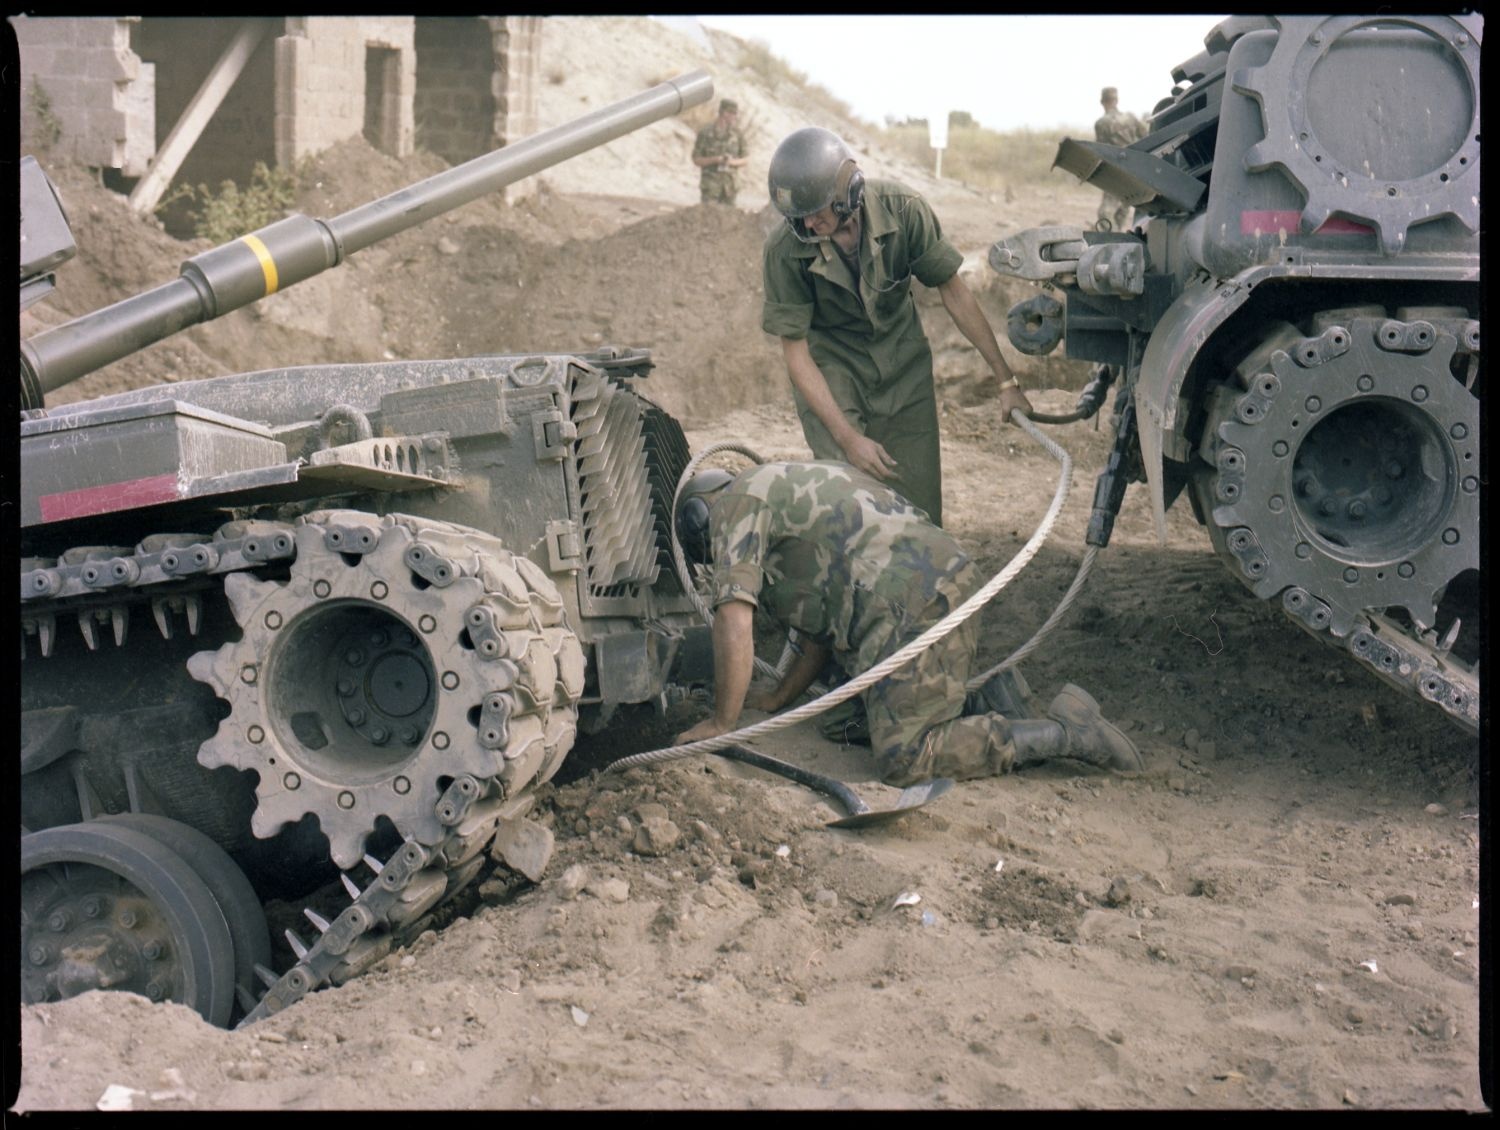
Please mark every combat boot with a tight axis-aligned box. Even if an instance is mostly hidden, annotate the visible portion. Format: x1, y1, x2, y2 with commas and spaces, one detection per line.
818, 663, 871, 745
819, 696, 870, 746
1007, 684, 1141, 772
963, 666, 1041, 720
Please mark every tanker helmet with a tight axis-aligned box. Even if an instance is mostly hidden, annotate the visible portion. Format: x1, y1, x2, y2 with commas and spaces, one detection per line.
767, 127, 865, 240
675, 468, 735, 567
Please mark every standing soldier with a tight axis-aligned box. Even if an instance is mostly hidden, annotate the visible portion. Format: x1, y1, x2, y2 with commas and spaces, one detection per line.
693, 98, 749, 205
1093, 86, 1148, 232
761, 127, 1031, 529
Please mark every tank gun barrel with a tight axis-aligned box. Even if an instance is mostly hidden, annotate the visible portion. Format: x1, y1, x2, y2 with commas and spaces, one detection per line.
20, 70, 714, 409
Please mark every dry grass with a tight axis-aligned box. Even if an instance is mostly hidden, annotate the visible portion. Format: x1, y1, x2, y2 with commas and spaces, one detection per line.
726, 37, 862, 126
881, 121, 1079, 192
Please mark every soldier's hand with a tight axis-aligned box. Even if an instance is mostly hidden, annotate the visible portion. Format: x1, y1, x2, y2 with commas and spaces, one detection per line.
841, 434, 898, 480
999, 384, 1034, 423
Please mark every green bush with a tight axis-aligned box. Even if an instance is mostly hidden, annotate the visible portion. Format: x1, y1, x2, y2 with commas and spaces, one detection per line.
160, 161, 300, 243
29, 79, 62, 148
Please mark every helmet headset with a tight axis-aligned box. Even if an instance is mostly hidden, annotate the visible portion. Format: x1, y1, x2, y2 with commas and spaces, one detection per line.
767, 128, 867, 243
674, 469, 735, 568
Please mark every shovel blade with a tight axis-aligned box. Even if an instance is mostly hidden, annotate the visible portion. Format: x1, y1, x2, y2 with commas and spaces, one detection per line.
826, 777, 955, 828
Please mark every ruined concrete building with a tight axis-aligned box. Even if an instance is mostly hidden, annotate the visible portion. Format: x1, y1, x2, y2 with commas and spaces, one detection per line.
12, 16, 544, 208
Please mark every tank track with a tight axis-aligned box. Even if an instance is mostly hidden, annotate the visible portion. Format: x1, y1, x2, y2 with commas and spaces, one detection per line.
22, 520, 298, 658
239, 772, 539, 1025
188, 511, 584, 868
22, 511, 585, 1023
1194, 309, 1480, 730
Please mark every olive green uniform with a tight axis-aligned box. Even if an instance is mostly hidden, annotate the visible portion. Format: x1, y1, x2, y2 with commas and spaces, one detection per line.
694, 120, 747, 205
708, 460, 1018, 786
761, 179, 963, 526
1093, 108, 1148, 231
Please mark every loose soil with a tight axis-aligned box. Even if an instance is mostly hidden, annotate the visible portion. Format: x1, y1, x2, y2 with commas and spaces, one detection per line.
15, 16, 1483, 1113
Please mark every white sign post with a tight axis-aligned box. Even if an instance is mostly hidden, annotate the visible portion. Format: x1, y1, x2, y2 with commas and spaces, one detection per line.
928, 110, 949, 179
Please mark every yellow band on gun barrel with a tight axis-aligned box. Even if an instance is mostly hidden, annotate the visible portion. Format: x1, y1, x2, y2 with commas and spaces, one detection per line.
240, 234, 279, 295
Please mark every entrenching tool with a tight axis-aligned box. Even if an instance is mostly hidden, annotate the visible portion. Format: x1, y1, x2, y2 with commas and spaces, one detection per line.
714, 745, 953, 828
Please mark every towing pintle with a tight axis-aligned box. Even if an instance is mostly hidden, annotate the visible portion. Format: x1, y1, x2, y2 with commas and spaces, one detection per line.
19, 70, 715, 411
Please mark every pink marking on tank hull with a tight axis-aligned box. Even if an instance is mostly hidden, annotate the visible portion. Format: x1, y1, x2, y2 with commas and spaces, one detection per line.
1241, 210, 1374, 236
38, 473, 181, 521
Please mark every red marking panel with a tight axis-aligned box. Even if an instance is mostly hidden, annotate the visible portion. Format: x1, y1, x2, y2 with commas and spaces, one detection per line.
1240, 210, 1374, 236
38, 473, 180, 522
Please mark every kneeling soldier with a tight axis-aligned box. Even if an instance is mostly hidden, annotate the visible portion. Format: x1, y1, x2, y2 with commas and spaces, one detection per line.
673, 461, 1142, 785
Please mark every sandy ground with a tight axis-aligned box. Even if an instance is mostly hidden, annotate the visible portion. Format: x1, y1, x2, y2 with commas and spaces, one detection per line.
14, 16, 1485, 1113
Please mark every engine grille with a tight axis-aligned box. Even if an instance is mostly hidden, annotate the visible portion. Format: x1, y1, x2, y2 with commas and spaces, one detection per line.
569, 368, 687, 599
638, 397, 692, 596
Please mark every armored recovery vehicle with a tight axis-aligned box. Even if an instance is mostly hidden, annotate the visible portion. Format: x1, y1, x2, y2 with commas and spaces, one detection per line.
989, 16, 1480, 732
20, 72, 717, 1026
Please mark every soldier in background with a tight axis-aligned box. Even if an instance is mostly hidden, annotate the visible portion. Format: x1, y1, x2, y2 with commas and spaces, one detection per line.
1093, 86, 1148, 232
671, 462, 1142, 786
693, 98, 749, 205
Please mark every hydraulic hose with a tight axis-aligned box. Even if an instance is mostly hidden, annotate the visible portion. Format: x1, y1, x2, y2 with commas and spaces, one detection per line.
1024, 364, 1116, 426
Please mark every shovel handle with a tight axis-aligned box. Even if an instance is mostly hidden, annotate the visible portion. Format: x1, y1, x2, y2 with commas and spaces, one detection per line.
714, 745, 870, 818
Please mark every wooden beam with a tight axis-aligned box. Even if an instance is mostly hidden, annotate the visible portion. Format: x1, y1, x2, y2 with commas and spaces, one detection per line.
128, 19, 273, 216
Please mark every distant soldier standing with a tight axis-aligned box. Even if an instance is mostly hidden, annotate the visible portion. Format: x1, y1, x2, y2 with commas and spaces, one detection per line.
1093, 86, 1148, 232
693, 98, 749, 205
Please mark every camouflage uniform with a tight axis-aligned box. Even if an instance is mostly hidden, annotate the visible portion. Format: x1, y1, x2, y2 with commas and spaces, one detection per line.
761, 180, 963, 525
694, 118, 747, 205
1093, 93, 1148, 232
707, 460, 1018, 786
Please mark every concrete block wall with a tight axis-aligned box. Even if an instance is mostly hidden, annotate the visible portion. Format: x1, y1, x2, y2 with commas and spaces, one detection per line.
131, 18, 279, 191
413, 17, 498, 165
493, 16, 542, 143
12, 15, 156, 175
492, 16, 543, 202
14, 14, 542, 200
275, 16, 415, 167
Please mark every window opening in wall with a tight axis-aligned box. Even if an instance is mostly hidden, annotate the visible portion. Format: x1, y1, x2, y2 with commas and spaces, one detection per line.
364, 46, 401, 155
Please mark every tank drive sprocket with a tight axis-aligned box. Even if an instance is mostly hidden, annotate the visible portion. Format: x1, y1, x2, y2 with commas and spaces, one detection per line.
1234, 15, 1481, 255
188, 511, 585, 870
1196, 311, 1479, 724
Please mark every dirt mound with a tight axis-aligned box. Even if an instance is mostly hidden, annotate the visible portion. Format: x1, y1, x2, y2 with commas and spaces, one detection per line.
25, 136, 1074, 424
442, 202, 779, 423
16, 17, 1479, 1113
22, 9, 1100, 415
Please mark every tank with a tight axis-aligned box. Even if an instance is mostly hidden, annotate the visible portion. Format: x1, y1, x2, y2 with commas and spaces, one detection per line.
19, 71, 716, 1027
988, 16, 1479, 733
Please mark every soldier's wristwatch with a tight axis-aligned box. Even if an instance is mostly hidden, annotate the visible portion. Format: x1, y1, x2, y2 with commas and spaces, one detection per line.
998, 377, 1020, 392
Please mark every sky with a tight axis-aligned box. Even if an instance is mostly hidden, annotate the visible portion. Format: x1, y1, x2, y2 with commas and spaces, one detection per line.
683, 15, 1228, 133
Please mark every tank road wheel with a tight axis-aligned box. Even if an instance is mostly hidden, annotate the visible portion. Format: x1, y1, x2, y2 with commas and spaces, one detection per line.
188, 511, 586, 870
1195, 311, 1480, 725
98, 813, 272, 1019
21, 821, 237, 1027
